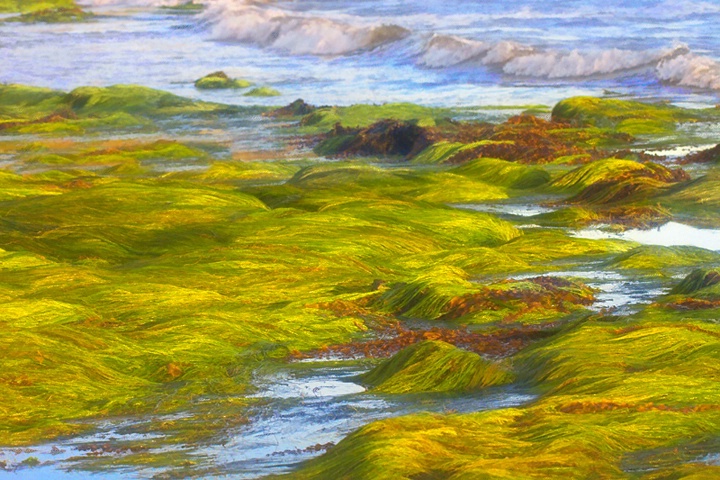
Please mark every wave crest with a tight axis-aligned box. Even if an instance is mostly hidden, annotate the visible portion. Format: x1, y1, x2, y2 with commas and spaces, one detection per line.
419, 35, 701, 83
656, 53, 720, 90
503, 46, 686, 78
201, 2, 408, 56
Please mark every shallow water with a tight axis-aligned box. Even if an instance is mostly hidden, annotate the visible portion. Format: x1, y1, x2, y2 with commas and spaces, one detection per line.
0, 364, 535, 479
1, 0, 719, 108
573, 222, 720, 251
453, 202, 557, 217
512, 267, 667, 315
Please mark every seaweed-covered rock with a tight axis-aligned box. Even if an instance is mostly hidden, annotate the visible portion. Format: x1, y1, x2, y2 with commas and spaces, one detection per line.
194, 71, 252, 90
361, 340, 514, 393
671, 269, 720, 295
0, 0, 77, 14
161, 1, 204, 14
243, 87, 281, 97
681, 144, 720, 164
554, 158, 689, 206
451, 157, 551, 189
266, 99, 316, 118
609, 246, 720, 272
445, 114, 627, 165
550, 95, 720, 138
5, 6, 91, 23
315, 120, 434, 158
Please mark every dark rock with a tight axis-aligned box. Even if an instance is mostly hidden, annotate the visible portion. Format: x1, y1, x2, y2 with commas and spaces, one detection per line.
680, 144, 720, 164
315, 120, 434, 158
267, 99, 316, 118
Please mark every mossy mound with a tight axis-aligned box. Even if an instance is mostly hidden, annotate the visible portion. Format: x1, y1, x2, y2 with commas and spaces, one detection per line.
26, 140, 207, 167
552, 158, 689, 206
361, 340, 514, 394
670, 269, 720, 295
609, 246, 720, 272
243, 87, 281, 97
451, 157, 551, 189
376, 270, 595, 325
298, 103, 446, 133
0, 84, 234, 135
161, 1, 204, 14
552, 158, 673, 192
5, 6, 91, 22
201, 161, 301, 183
659, 172, 720, 224
194, 71, 252, 90
281, 161, 508, 205
0, 0, 77, 13
550, 96, 716, 135
65, 85, 225, 117
0, 84, 67, 118
315, 120, 433, 158
411, 140, 504, 165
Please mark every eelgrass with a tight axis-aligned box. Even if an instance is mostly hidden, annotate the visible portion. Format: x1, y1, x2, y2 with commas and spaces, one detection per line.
551, 96, 719, 135
361, 340, 514, 393
194, 71, 252, 90
0, 0, 77, 13
2, 87, 719, 478
0, 84, 236, 136
4, 6, 91, 22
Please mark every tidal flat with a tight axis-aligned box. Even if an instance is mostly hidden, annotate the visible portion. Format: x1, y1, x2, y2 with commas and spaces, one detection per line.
0, 79, 719, 480
1, 2, 720, 477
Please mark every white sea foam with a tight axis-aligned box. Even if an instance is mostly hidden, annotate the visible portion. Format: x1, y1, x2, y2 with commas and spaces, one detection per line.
419, 35, 533, 68
503, 46, 683, 78
419, 35, 491, 68
420, 35, 691, 80
656, 53, 720, 90
200, 0, 408, 56
77, 0, 720, 93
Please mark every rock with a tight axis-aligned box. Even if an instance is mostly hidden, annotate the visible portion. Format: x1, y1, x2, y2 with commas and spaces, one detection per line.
243, 87, 282, 97
194, 71, 252, 90
315, 120, 433, 158
266, 99, 316, 117
6, 7, 92, 23
681, 144, 720, 164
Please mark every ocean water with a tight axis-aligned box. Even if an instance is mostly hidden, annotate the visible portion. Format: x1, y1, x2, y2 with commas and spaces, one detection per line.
1, 0, 720, 108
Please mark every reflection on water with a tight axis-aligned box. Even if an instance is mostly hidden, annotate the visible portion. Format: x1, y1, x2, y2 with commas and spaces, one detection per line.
573, 222, 720, 251
512, 268, 667, 315
0, 365, 535, 479
211, 366, 535, 478
452, 203, 556, 217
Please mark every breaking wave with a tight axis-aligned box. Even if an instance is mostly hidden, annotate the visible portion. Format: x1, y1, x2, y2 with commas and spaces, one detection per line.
77, 0, 720, 92
419, 34, 720, 91
421, 35, 689, 79
656, 53, 720, 90
419, 35, 532, 68
200, 1, 409, 56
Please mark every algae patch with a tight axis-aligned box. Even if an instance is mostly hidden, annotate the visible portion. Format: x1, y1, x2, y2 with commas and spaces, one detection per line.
194, 71, 252, 90
362, 340, 514, 394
